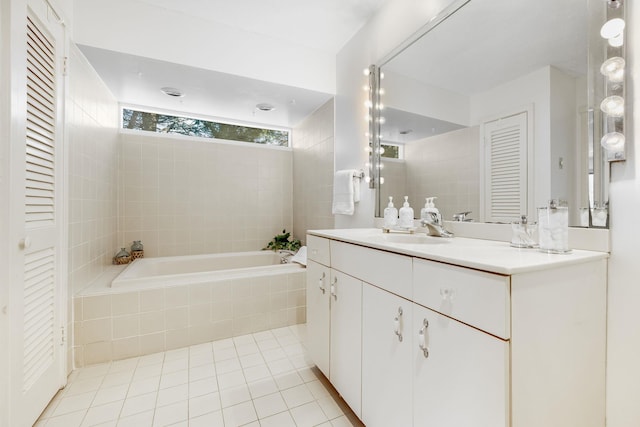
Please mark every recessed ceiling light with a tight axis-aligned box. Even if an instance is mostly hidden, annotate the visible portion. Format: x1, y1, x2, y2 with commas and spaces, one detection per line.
256, 103, 276, 112
399, 129, 413, 135
160, 87, 185, 97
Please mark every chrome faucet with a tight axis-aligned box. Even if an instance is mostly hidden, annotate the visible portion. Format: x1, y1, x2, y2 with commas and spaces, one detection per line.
452, 211, 472, 222
420, 212, 454, 238
277, 250, 296, 264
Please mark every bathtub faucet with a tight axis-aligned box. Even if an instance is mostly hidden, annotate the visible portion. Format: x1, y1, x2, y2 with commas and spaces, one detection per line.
278, 250, 296, 264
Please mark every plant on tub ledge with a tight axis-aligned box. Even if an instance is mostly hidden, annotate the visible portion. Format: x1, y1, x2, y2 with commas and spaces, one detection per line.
263, 229, 301, 252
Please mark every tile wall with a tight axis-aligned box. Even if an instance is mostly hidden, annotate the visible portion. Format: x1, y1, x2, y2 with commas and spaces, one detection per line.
118, 133, 293, 257
404, 126, 480, 222
67, 44, 120, 371
292, 99, 335, 243
73, 270, 306, 367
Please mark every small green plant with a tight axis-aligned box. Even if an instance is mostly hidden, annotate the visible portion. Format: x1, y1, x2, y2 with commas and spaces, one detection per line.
263, 229, 301, 252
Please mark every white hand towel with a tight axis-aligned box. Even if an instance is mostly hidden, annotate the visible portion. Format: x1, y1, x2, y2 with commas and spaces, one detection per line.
332, 169, 358, 215
290, 246, 307, 266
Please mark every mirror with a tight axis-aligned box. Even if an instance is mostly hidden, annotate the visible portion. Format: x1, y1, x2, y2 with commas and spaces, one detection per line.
375, 0, 609, 227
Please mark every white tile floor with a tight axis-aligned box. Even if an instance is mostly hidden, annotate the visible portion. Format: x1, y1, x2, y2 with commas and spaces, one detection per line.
36, 325, 363, 427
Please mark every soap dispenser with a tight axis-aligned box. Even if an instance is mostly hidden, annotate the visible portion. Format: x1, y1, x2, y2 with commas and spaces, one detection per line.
423, 197, 440, 222
383, 196, 398, 228
398, 196, 414, 228
420, 197, 431, 220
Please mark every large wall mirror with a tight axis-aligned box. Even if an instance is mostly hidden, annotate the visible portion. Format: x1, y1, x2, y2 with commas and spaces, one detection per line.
374, 0, 615, 228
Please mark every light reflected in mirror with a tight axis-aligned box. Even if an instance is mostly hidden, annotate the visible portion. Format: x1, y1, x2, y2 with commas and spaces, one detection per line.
375, 0, 608, 227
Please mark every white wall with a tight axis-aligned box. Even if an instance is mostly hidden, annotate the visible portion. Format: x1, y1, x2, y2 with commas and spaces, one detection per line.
606, 2, 640, 426
72, 0, 335, 94
335, 0, 456, 228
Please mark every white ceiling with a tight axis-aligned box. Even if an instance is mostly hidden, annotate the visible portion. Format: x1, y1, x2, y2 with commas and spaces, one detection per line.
77, 0, 389, 128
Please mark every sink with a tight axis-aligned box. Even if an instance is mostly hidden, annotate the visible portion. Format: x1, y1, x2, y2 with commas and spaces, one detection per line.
379, 233, 450, 244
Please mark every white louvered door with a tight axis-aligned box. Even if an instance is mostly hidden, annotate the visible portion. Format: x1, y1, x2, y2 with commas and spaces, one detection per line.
10, 2, 66, 425
481, 112, 529, 223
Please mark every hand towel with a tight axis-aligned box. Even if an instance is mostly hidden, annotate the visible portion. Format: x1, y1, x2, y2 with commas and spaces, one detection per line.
332, 169, 358, 215
290, 246, 307, 266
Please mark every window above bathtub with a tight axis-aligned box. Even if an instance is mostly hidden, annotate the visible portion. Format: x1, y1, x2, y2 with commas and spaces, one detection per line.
121, 107, 290, 147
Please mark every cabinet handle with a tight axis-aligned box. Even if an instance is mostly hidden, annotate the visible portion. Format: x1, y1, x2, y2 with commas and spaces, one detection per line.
394, 306, 403, 342
330, 277, 337, 300
318, 272, 326, 294
440, 288, 454, 300
418, 318, 429, 358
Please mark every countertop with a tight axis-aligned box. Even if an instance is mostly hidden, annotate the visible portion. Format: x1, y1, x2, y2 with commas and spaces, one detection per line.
307, 228, 608, 275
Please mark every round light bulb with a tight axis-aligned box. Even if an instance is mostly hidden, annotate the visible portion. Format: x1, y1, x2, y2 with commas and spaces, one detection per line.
601, 132, 625, 150
378, 117, 386, 124
379, 177, 385, 185
363, 68, 371, 76
364, 100, 372, 108
600, 57, 625, 82
609, 33, 624, 47
378, 146, 385, 155
600, 95, 624, 117
600, 18, 625, 39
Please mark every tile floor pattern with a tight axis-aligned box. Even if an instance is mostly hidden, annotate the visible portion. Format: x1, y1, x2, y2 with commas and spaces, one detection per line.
36, 325, 363, 427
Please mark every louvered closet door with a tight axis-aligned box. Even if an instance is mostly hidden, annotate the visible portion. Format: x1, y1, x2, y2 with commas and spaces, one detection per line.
482, 112, 528, 223
10, 2, 66, 425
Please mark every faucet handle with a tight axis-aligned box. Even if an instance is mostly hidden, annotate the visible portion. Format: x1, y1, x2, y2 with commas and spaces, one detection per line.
453, 211, 472, 221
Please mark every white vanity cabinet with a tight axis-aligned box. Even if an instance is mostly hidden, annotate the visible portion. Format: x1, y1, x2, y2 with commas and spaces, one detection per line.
412, 303, 509, 427
306, 236, 362, 417
362, 283, 413, 427
305, 259, 331, 377
306, 230, 607, 427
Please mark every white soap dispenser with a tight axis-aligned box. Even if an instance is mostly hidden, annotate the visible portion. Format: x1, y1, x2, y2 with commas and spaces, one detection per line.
424, 196, 441, 221
398, 196, 414, 228
420, 197, 431, 220
383, 196, 398, 228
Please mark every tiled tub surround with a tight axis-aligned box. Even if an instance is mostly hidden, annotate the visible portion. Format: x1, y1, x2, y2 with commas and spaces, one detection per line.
74, 265, 306, 367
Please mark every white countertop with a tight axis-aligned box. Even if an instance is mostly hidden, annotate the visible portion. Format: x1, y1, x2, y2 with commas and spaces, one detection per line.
307, 228, 608, 275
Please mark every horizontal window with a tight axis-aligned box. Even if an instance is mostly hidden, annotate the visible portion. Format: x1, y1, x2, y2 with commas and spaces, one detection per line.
381, 143, 403, 159
122, 108, 290, 147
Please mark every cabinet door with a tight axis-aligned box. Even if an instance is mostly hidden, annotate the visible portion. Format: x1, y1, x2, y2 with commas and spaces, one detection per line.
330, 270, 362, 418
362, 283, 412, 427
306, 260, 331, 377
413, 304, 509, 427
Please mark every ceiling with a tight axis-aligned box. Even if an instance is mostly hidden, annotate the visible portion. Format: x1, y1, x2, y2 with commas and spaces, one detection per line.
78, 0, 389, 128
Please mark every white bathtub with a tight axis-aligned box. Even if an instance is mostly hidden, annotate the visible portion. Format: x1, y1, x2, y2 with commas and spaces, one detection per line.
111, 251, 303, 288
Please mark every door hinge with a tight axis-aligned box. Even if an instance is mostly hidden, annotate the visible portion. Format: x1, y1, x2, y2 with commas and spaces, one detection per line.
63, 56, 68, 77
60, 325, 65, 346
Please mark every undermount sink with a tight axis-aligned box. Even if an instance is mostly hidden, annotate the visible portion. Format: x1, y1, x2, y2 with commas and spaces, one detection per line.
379, 233, 450, 244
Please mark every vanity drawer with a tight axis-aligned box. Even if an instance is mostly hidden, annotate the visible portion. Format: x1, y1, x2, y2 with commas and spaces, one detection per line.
413, 259, 510, 339
307, 235, 331, 266
331, 241, 412, 300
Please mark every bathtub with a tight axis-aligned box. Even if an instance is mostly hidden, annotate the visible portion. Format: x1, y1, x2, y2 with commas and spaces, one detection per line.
74, 250, 306, 367
112, 250, 303, 288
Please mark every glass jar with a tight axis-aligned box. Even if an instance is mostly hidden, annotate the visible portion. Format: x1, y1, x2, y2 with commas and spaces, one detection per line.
537, 200, 570, 253
131, 240, 144, 252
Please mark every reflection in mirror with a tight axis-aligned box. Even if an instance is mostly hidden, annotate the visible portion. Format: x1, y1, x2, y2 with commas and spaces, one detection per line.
375, 0, 608, 227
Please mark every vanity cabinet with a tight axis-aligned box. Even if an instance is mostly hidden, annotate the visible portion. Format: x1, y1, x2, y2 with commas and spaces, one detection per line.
412, 303, 509, 427
306, 230, 607, 427
306, 237, 362, 417
362, 283, 413, 427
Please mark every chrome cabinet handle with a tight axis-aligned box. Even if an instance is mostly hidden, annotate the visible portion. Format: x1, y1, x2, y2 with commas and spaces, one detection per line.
394, 306, 403, 342
418, 318, 429, 358
330, 277, 337, 300
318, 272, 326, 294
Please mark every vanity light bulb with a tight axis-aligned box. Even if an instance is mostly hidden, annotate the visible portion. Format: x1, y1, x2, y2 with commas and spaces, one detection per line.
364, 100, 373, 108
600, 18, 625, 39
601, 132, 625, 151
363, 68, 371, 76
378, 88, 385, 96
377, 163, 385, 170
365, 146, 373, 153
379, 177, 385, 185
600, 57, 625, 82
365, 114, 372, 122
365, 176, 371, 183
380, 72, 385, 79
365, 162, 371, 168
377, 103, 385, 110
609, 33, 624, 47
363, 85, 369, 92
378, 146, 385, 155
600, 95, 624, 117
378, 117, 386, 124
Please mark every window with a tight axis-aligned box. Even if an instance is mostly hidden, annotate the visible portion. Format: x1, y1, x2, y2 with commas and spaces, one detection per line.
381, 143, 403, 159
122, 108, 290, 147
